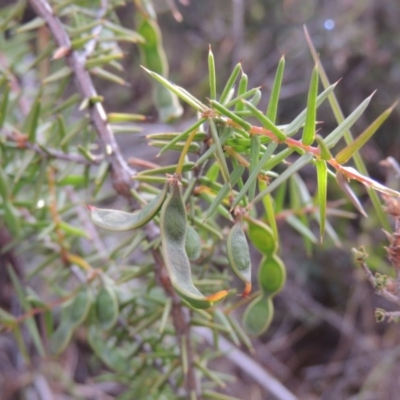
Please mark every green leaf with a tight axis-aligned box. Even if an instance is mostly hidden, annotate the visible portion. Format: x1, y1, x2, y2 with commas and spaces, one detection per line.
252, 153, 313, 205
22, 92, 41, 142
266, 55, 285, 122
335, 102, 397, 164
7, 266, 45, 357
219, 62, 241, 104
302, 66, 319, 145
208, 46, 217, 100
142, 67, 206, 112
304, 26, 390, 230
248, 134, 260, 201
324, 92, 375, 149
210, 100, 252, 131
231, 143, 277, 208
315, 160, 328, 241
209, 119, 230, 184
0, 82, 10, 129
316, 134, 333, 160
335, 170, 367, 216
243, 100, 286, 140
285, 81, 338, 136
195, 127, 233, 167
235, 72, 248, 112
285, 215, 318, 244
156, 118, 206, 155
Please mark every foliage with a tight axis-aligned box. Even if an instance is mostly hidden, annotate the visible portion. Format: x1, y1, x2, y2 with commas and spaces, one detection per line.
0, 0, 399, 399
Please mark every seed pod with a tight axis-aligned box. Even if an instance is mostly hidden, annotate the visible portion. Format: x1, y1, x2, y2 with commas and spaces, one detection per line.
88, 184, 167, 231
226, 221, 252, 297
49, 321, 74, 355
185, 224, 201, 261
258, 254, 286, 297
246, 216, 277, 255
69, 288, 92, 328
242, 295, 274, 336
95, 285, 119, 330
160, 181, 228, 309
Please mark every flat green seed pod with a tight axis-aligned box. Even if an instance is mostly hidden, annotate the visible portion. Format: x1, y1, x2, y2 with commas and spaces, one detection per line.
185, 224, 201, 261
49, 321, 74, 356
246, 216, 277, 255
243, 295, 274, 336
88, 184, 167, 231
258, 254, 286, 297
161, 182, 228, 309
95, 286, 119, 330
226, 222, 251, 296
69, 288, 92, 328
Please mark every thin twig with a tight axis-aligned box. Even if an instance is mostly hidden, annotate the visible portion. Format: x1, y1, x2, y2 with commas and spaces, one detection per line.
28, 0, 135, 197
358, 260, 400, 306
151, 247, 199, 397
5, 131, 100, 165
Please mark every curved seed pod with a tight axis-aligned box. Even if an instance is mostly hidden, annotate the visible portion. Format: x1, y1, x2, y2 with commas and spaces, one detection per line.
226, 221, 252, 297
185, 224, 201, 261
160, 181, 228, 309
49, 321, 74, 355
246, 216, 277, 255
88, 184, 167, 231
243, 295, 274, 336
69, 288, 92, 328
95, 285, 119, 330
258, 254, 286, 297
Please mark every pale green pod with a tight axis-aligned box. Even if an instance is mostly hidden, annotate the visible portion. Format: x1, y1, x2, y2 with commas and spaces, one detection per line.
69, 288, 92, 328
258, 254, 286, 297
49, 321, 74, 355
160, 182, 228, 309
242, 295, 274, 336
246, 216, 277, 255
95, 286, 119, 331
88, 184, 167, 231
185, 224, 201, 261
226, 221, 251, 297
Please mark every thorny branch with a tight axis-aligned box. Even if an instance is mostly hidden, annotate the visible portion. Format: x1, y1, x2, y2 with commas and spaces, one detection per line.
28, 0, 199, 397
29, 0, 134, 197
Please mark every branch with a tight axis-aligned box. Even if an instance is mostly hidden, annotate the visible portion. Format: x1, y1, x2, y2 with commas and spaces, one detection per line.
151, 246, 199, 398
28, 0, 135, 197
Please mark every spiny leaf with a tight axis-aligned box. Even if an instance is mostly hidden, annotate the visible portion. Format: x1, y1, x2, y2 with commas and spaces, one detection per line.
324, 92, 375, 149
208, 45, 216, 100
142, 67, 206, 112
335, 102, 397, 164
219, 62, 241, 104
252, 153, 313, 205
266, 55, 285, 123
315, 160, 328, 241
231, 143, 277, 208
242, 100, 286, 140
302, 66, 319, 145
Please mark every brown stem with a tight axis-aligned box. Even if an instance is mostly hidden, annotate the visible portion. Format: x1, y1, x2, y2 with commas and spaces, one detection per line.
28, 0, 135, 197
152, 248, 199, 398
